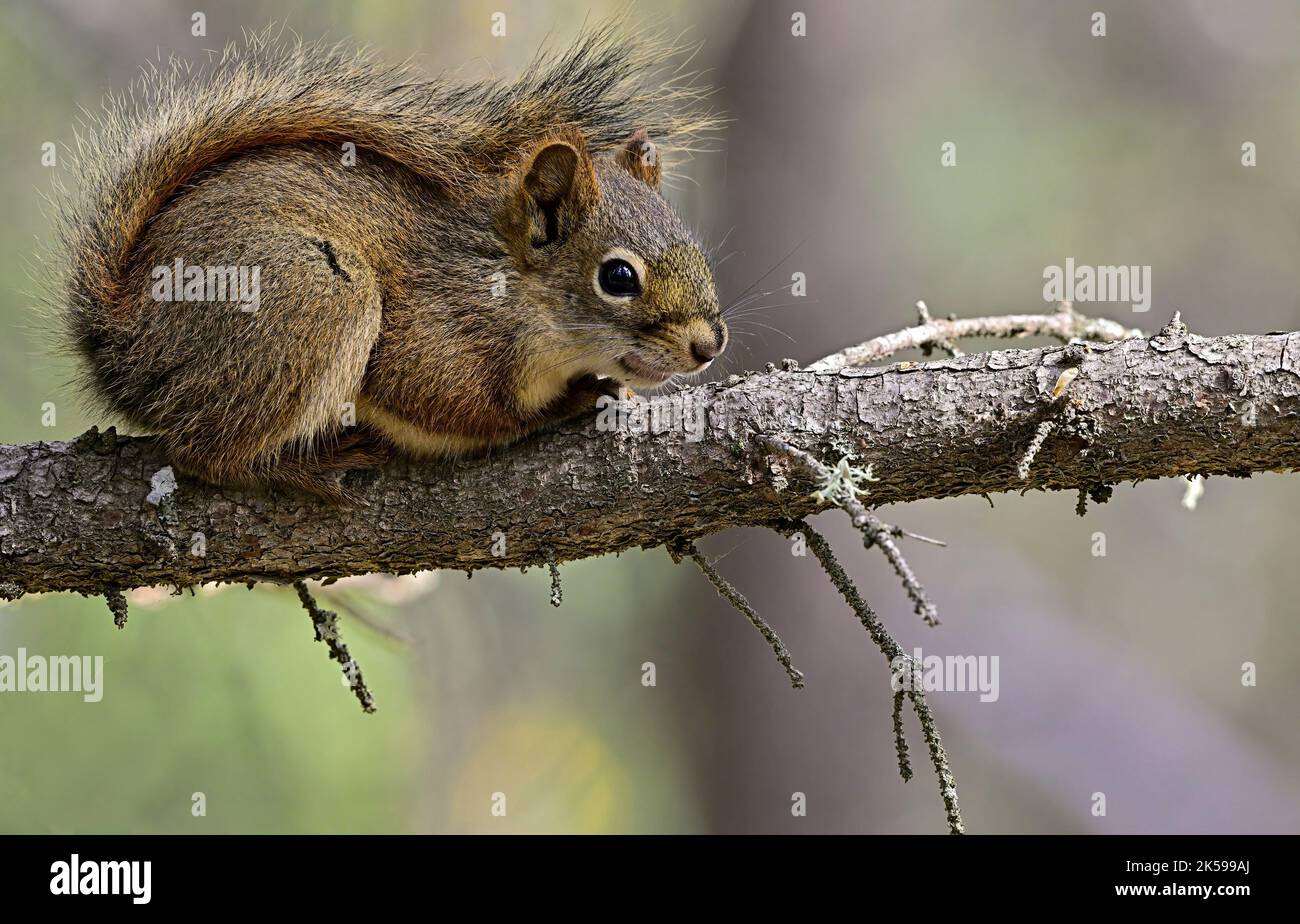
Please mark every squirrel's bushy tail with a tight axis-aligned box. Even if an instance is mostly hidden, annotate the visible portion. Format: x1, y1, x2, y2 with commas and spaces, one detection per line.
55, 22, 719, 354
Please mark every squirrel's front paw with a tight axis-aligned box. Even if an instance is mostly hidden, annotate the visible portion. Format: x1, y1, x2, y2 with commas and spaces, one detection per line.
550, 373, 629, 421
577, 373, 632, 402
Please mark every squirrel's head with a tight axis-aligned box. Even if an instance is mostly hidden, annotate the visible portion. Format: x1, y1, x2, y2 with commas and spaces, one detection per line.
497, 129, 726, 390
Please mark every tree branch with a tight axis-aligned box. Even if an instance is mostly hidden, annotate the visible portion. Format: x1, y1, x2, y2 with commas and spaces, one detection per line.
808, 300, 1143, 371
2, 315, 1298, 596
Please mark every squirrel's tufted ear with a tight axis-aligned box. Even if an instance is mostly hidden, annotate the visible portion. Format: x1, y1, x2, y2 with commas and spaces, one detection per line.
502, 131, 599, 252
614, 129, 661, 190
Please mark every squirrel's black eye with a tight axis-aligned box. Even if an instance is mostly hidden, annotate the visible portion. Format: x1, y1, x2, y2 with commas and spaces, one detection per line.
598, 258, 641, 297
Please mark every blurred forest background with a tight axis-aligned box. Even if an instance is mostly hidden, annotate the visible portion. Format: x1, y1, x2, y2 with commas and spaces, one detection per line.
1, 0, 1298, 833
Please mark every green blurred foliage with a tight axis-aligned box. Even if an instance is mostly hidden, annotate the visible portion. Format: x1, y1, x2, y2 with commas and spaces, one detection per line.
0, 586, 415, 833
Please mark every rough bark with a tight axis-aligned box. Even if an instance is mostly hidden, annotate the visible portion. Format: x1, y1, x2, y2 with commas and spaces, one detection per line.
1, 323, 1298, 597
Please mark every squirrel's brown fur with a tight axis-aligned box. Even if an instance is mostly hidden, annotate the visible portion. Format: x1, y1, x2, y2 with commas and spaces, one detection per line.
54, 25, 726, 501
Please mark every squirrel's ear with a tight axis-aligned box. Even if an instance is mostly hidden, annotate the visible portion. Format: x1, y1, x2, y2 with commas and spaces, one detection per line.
504, 133, 598, 250
614, 130, 661, 190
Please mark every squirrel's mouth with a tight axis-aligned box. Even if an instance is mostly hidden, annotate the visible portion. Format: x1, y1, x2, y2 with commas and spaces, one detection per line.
617, 351, 675, 386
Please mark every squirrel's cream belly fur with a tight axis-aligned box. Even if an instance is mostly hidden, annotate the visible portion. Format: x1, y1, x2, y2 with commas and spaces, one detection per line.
356, 398, 492, 458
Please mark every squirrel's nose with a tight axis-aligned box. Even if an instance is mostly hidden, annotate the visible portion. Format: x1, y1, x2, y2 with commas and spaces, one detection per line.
690, 339, 720, 365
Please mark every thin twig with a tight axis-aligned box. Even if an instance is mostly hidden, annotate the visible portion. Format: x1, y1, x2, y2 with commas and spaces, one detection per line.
797, 524, 963, 834
756, 435, 942, 627
293, 580, 376, 714
673, 542, 805, 689
808, 301, 1142, 372
892, 690, 913, 782
915, 301, 963, 358
855, 507, 941, 627
888, 526, 947, 547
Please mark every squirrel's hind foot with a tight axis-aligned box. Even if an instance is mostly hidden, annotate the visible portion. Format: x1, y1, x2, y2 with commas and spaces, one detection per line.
169, 427, 391, 506
266, 428, 392, 506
